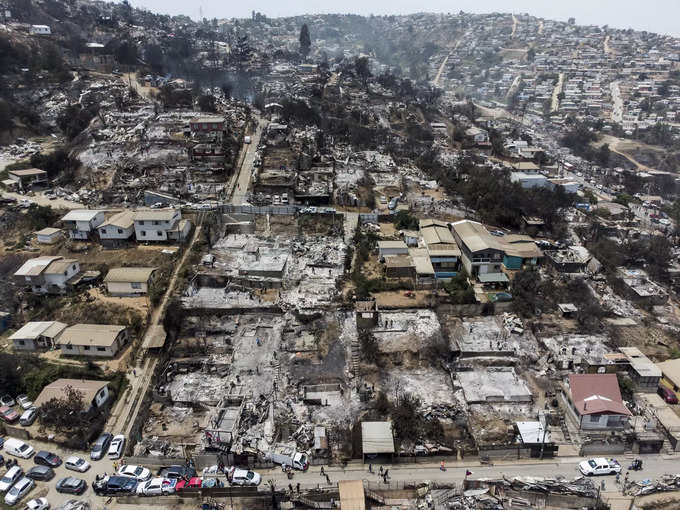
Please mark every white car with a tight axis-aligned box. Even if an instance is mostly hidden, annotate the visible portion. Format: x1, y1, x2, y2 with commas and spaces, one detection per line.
16, 396, 32, 411
578, 458, 622, 476
0, 467, 24, 492
136, 477, 177, 496
24, 497, 49, 510
117, 465, 151, 482
107, 435, 125, 459
5, 477, 34, 505
228, 467, 261, 486
64, 457, 90, 473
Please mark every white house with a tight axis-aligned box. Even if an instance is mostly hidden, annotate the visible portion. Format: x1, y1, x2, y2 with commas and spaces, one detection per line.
57, 324, 128, 358
14, 256, 80, 294
134, 208, 191, 242
29, 25, 51, 35
35, 227, 63, 245
61, 210, 105, 240
104, 267, 156, 296
10, 321, 67, 351
98, 210, 135, 247
377, 240, 409, 258
33, 379, 110, 412
8, 168, 48, 189
510, 172, 549, 189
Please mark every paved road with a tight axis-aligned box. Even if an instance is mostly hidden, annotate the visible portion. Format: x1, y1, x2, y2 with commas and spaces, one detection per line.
228, 116, 266, 205
611, 81, 623, 123
511, 14, 518, 37
1, 191, 84, 210
551, 73, 565, 113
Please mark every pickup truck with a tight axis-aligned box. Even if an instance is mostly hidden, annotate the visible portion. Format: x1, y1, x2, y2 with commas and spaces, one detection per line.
267, 445, 309, 471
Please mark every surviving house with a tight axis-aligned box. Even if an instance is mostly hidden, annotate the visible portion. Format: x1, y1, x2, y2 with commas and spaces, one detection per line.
133, 208, 191, 242
33, 379, 110, 411
562, 374, 631, 431
451, 220, 541, 283
14, 256, 80, 294
189, 116, 226, 142
98, 210, 135, 247
61, 210, 105, 240
619, 347, 661, 393
57, 324, 128, 357
104, 267, 156, 296
7, 168, 47, 189
377, 240, 408, 258
35, 227, 63, 245
10, 321, 67, 351
419, 219, 460, 279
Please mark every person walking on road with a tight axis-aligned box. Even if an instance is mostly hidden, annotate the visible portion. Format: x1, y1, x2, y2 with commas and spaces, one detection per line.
368, 463, 373, 473
325, 473, 331, 485
320, 466, 325, 476
440, 461, 446, 471
379, 466, 383, 476
296, 482, 300, 494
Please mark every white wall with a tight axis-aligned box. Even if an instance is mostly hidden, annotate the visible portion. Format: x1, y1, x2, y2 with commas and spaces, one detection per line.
99, 226, 134, 240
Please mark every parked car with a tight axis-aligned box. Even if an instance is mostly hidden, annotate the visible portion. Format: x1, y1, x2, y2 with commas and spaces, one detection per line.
578, 458, 621, 476
23, 497, 49, 510
64, 457, 90, 473
4, 439, 34, 459
5, 477, 34, 505
490, 292, 513, 303
175, 477, 202, 491
92, 475, 137, 496
54, 500, 87, 510
136, 477, 177, 496
24, 498, 50, 510
157, 466, 196, 480
0, 466, 24, 492
34, 452, 61, 468
117, 465, 151, 482
55, 477, 86, 495
19, 409, 37, 427
90, 433, 113, 460
0, 395, 15, 407
15, 396, 32, 411
227, 467, 261, 486
107, 435, 125, 460
0, 406, 20, 423
26, 466, 54, 482
658, 385, 678, 405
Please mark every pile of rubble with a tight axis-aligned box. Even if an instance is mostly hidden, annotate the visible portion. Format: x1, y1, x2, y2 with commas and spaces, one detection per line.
627, 474, 680, 496
502, 313, 524, 335
506, 476, 599, 498
133, 437, 184, 457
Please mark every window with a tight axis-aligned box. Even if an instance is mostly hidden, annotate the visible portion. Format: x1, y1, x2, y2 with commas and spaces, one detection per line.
589, 415, 600, 423
153, 221, 159, 225
72, 265, 76, 270
131, 282, 142, 289
66, 345, 73, 350
101, 228, 107, 234
84, 346, 90, 351
157, 231, 162, 236
117, 229, 123, 234
141, 231, 146, 236
97, 347, 105, 352
18, 340, 25, 346
138, 220, 144, 225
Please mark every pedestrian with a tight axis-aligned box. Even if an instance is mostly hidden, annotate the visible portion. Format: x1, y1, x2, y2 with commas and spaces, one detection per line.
325, 473, 331, 485
616, 472, 620, 485
296, 482, 300, 494
320, 466, 325, 476
133, 368, 136, 376
288, 483, 293, 493
379, 465, 383, 476
383, 472, 387, 484
368, 463, 373, 473
601, 480, 606, 491
440, 461, 446, 471
384, 469, 389, 480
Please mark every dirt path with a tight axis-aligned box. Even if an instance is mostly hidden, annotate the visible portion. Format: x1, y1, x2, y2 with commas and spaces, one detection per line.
551, 73, 564, 113
228, 114, 265, 205
604, 34, 612, 55
538, 19, 544, 35
511, 14, 518, 37
107, 223, 202, 435
433, 39, 462, 86
610, 81, 623, 123
506, 75, 522, 100
595, 134, 665, 171
120, 72, 158, 100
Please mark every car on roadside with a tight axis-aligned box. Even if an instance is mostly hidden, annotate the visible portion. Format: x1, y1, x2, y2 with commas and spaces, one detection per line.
136, 477, 177, 496
55, 477, 86, 495
4, 439, 34, 459
90, 433, 113, 460
157, 465, 196, 480
64, 457, 90, 473
5, 477, 34, 505
117, 465, 151, 481
19, 409, 37, 427
658, 385, 678, 405
578, 458, 621, 476
0, 406, 20, 423
107, 435, 125, 460
0, 467, 24, 492
26, 466, 54, 482
227, 467, 261, 486
175, 477, 202, 491
23, 497, 49, 510
16, 396, 32, 411
92, 475, 137, 496
34, 451, 61, 468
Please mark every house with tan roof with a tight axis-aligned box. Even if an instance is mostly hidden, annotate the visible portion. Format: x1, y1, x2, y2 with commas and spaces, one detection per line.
133, 208, 191, 242
419, 219, 461, 279
14, 256, 81, 294
57, 324, 128, 357
104, 267, 156, 296
98, 210, 135, 247
34, 379, 110, 411
10, 321, 67, 351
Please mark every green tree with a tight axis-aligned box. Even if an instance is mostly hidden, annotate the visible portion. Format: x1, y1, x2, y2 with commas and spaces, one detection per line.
354, 56, 371, 88
527, 47, 536, 63
299, 23, 311, 57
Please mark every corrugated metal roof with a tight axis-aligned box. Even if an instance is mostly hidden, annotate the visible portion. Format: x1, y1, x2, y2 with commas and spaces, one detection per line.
43, 259, 78, 274
10, 321, 67, 340
14, 256, 62, 277
100, 210, 135, 229
35, 227, 62, 236
58, 324, 125, 347
338, 480, 366, 510
658, 359, 680, 389
361, 421, 395, 454
61, 210, 103, 222
104, 267, 156, 283
421, 225, 456, 245
34, 379, 109, 408
134, 208, 179, 221
377, 240, 408, 249
8, 168, 47, 177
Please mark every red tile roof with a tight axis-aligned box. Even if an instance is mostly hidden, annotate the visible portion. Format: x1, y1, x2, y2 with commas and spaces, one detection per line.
568, 374, 631, 416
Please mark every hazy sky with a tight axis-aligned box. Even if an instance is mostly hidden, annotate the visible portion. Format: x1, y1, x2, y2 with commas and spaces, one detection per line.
131, 0, 680, 37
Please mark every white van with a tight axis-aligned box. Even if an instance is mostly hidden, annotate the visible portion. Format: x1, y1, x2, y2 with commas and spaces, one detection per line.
4, 438, 35, 459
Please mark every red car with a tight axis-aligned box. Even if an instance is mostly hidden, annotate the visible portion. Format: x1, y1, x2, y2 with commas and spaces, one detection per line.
0, 406, 19, 423
658, 386, 678, 405
175, 477, 202, 491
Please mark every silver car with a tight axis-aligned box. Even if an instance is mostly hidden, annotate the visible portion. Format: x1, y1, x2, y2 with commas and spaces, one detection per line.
5, 477, 34, 505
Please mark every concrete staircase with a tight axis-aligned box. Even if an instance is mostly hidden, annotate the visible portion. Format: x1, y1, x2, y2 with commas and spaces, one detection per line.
350, 337, 360, 377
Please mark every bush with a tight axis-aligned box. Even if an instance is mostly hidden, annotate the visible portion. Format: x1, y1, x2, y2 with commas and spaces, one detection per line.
359, 330, 379, 364
394, 210, 418, 231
